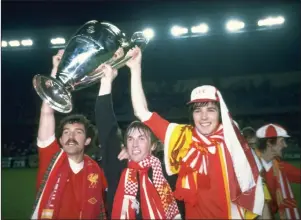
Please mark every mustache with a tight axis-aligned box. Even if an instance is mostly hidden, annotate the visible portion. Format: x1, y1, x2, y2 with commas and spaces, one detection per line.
65, 139, 79, 145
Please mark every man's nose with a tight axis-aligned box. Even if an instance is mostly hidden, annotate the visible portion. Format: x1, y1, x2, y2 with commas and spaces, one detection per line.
69, 132, 75, 138
201, 112, 208, 120
133, 139, 139, 147
283, 142, 288, 148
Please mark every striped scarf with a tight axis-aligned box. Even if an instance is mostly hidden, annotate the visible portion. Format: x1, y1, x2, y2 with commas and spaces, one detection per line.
171, 124, 263, 216
112, 155, 180, 219
273, 159, 300, 219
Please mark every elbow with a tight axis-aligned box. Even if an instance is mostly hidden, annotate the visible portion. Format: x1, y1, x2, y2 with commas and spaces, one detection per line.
133, 109, 142, 120
133, 108, 152, 122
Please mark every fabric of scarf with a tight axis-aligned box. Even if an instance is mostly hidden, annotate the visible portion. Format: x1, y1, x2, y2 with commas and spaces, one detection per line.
112, 155, 180, 219
173, 125, 224, 204
168, 124, 263, 216
31, 149, 106, 220
273, 159, 300, 219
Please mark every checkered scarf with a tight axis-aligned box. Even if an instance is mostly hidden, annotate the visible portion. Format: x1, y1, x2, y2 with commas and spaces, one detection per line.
112, 155, 180, 219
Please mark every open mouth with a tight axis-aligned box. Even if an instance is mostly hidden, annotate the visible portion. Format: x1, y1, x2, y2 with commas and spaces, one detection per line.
66, 141, 78, 146
132, 150, 141, 155
199, 122, 211, 127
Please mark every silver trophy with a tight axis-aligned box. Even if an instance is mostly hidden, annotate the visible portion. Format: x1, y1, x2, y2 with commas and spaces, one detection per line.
33, 20, 149, 113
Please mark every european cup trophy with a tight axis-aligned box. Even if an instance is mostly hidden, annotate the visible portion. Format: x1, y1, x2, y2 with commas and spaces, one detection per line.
33, 20, 149, 113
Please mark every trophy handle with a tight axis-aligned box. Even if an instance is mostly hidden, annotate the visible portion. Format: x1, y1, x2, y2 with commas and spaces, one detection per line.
130, 31, 149, 51
33, 74, 73, 113
111, 31, 149, 69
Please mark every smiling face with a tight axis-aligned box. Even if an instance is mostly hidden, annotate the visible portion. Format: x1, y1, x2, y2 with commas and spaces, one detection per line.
124, 121, 156, 162
59, 122, 91, 156
191, 101, 220, 136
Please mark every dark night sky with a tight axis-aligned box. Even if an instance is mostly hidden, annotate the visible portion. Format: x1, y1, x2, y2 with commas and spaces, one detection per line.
1, 0, 301, 142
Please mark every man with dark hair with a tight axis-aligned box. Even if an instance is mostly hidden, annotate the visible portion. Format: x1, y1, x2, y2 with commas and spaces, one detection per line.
242, 126, 273, 219
126, 46, 265, 219
31, 50, 107, 220
242, 127, 258, 150
95, 64, 181, 219
256, 124, 300, 220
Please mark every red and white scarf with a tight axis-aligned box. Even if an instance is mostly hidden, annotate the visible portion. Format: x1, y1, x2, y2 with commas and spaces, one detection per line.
31, 149, 106, 219
273, 159, 300, 219
173, 124, 263, 215
112, 155, 180, 219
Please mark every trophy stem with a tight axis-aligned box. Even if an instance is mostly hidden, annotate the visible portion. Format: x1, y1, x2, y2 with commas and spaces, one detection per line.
33, 75, 73, 113
111, 56, 132, 70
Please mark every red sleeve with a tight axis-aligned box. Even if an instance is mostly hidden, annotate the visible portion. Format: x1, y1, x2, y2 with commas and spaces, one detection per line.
143, 112, 170, 143
36, 140, 60, 191
264, 169, 278, 214
280, 161, 301, 183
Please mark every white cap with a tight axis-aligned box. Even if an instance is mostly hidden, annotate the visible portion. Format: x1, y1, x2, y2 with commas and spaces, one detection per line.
256, 124, 290, 138
187, 85, 218, 104
187, 85, 256, 192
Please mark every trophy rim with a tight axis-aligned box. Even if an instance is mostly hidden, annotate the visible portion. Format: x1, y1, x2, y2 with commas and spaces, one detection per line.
33, 74, 73, 113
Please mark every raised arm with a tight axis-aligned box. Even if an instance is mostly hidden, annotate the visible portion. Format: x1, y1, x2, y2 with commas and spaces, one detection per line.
126, 47, 152, 121
125, 47, 170, 143
38, 50, 64, 142
36, 50, 64, 190
95, 64, 125, 218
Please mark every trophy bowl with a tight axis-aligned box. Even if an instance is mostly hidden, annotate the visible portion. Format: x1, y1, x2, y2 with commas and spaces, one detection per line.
33, 20, 149, 113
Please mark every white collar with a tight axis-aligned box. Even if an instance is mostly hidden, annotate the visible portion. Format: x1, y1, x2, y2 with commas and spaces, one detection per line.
261, 158, 273, 172
68, 158, 84, 174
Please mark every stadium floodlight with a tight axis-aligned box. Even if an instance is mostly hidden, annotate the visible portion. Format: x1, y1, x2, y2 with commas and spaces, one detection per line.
226, 20, 245, 32
1, 41, 8, 47
142, 28, 155, 40
8, 40, 21, 47
171, 25, 188, 37
257, 16, 285, 27
21, 39, 33, 46
50, 37, 66, 45
191, 23, 209, 34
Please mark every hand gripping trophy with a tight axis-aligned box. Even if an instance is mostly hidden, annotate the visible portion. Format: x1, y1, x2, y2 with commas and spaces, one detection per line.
33, 20, 149, 113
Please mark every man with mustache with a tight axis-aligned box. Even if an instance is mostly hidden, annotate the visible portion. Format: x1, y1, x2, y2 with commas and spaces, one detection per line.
256, 124, 301, 219
31, 50, 107, 220
95, 63, 181, 219
126, 46, 265, 219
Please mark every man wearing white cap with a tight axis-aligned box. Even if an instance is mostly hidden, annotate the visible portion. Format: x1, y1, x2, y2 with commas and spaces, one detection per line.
256, 124, 301, 220
242, 126, 273, 219
125, 47, 264, 219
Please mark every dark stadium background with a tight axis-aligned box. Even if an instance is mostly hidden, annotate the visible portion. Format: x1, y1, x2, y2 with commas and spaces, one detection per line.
2, 1, 300, 218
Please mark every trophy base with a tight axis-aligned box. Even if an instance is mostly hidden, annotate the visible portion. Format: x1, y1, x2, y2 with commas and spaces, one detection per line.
33, 75, 73, 113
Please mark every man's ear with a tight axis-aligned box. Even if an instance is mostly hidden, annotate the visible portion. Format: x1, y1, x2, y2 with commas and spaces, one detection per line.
85, 137, 91, 146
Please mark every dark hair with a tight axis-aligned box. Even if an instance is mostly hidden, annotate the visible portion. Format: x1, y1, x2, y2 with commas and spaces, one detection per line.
117, 127, 124, 147
124, 121, 159, 152
257, 137, 278, 152
241, 127, 256, 140
188, 101, 221, 126
57, 114, 97, 149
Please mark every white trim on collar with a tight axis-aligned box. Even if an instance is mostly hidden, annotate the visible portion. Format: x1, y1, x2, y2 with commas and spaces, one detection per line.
261, 158, 273, 172
68, 158, 84, 174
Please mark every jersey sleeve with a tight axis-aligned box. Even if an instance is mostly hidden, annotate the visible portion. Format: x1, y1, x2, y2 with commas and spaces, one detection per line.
280, 161, 301, 183
144, 112, 192, 175
36, 138, 60, 191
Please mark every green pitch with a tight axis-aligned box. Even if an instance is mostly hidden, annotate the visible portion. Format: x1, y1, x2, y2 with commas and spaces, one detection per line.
2, 161, 301, 219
